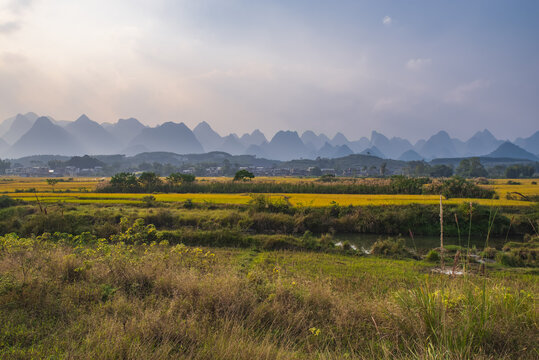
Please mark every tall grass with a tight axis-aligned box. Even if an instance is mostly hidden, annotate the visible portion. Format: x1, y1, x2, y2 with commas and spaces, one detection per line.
0, 234, 536, 359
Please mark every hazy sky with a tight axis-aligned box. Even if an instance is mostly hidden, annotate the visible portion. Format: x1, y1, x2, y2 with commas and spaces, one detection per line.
1, 0, 538, 141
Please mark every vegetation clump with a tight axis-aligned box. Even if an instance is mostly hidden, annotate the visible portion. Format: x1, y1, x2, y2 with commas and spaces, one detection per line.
496, 235, 538, 267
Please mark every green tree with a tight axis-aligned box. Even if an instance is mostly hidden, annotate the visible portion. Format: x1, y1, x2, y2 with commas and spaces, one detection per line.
505, 164, 535, 178
138, 172, 162, 190
167, 173, 196, 186
0, 159, 10, 174
166, 173, 183, 186
46, 178, 59, 192
380, 162, 387, 177
456, 157, 487, 178
234, 169, 254, 181
429, 164, 453, 177
110, 172, 139, 191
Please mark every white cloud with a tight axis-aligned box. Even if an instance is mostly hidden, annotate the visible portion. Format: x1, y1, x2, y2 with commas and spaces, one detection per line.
406, 58, 431, 71
382, 16, 392, 25
445, 79, 490, 104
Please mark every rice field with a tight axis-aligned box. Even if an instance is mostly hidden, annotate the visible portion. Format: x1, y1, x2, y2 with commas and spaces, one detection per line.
2, 176, 537, 207
8, 191, 533, 207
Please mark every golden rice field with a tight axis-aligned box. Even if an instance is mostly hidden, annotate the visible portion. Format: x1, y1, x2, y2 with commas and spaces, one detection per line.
8, 191, 533, 207
1, 176, 537, 207
0, 177, 100, 192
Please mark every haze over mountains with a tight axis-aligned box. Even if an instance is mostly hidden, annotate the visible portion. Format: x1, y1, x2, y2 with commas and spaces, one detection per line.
0, 113, 537, 162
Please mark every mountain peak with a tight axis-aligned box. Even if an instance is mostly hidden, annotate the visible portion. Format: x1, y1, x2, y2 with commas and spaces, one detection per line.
34, 116, 54, 127
433, 130, 451, 139
487, 141, 538, 160
118, 117, 143, 125
194, 121, 213, 131
76, 114, 92, 123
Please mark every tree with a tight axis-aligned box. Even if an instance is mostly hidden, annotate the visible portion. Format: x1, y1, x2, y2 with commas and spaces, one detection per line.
138, 172, 162, 190
309, 166, 322, 176
429, 164, 453, 178
48, 159, 65, 169
380, 162, 387, 177
46, 178, 59, 192
166, 173, 183, 186
456, 157, 487, 178
180, 173, 196, 183
167, 173, 196, 186
234, 169, 254, 181
505, 164, 535, 178
0, 159, 10, 174
110, 172, 139, 191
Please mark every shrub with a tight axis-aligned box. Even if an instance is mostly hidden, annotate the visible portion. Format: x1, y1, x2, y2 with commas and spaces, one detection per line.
371, 237, 410, 258
0, 195, 16, 209
425, 249, 440, 262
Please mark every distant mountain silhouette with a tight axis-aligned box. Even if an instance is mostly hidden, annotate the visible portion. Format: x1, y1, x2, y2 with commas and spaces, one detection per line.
330, 132, 350, 147
301, 131, 330, 150
418, 131, 459, 159
0, 112, 38, 138
317, 142, 353, 158
370, 131, 413, 159
263, 131, 311, 161
103, 118, 146, 146
244, 143, 269, 158
193, 121, 223, 152
360, 146, 385, 158
123, 144, 149, 156
220, 134, 246, 155
2, 114, 36, 145
515, 131, 539, 155
2, 111, 538, 162
486, 141, 538, 160
0, 137, 8, 155
8, 117, 84, 157
347, 137, 371, 153
398, 149, 423, 161
129, 122, 204, 154
464, 129, 503, 156
65, 115, 120, 154
240, 129, 267, 147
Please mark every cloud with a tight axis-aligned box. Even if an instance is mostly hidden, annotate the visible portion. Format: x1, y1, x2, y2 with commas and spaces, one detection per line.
0, 21, 20, 34
445, 79, 490, 104
406, 58, 431, 71
7, 0, 35, 13
382, 16, 392, 25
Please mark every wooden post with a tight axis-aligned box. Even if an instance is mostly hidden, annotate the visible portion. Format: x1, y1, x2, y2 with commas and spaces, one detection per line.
440, 195, 444, 270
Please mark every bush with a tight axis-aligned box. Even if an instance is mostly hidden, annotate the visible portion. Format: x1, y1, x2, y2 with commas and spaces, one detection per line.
0, 195, 16, 209
425, 249, 440, 262
371, 237, 410, 258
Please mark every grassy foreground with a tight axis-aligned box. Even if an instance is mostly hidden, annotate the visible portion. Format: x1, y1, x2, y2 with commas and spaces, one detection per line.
0, 235, 537, 359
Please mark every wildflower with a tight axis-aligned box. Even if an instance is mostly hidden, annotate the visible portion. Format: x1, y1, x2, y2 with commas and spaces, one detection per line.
309, 327, 321, 336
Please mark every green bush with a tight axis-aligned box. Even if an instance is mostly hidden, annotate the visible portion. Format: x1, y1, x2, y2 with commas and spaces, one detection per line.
425, 249, 440, 262
371, 237, 411, 258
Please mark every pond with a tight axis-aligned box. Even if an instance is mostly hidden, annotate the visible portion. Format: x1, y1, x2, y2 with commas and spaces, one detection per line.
333, 233, 517, 252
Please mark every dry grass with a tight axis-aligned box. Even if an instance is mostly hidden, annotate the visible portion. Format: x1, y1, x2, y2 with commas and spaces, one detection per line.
0, 236, 536, 359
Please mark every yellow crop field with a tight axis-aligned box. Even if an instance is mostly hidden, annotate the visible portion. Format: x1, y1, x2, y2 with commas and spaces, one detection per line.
8, 192, 532, 207
2, 176, 537, 207
0, 177, 100, 193
482, 179, 539, 199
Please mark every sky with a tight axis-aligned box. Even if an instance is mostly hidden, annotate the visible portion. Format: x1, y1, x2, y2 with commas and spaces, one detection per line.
0, 0, 538, 142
